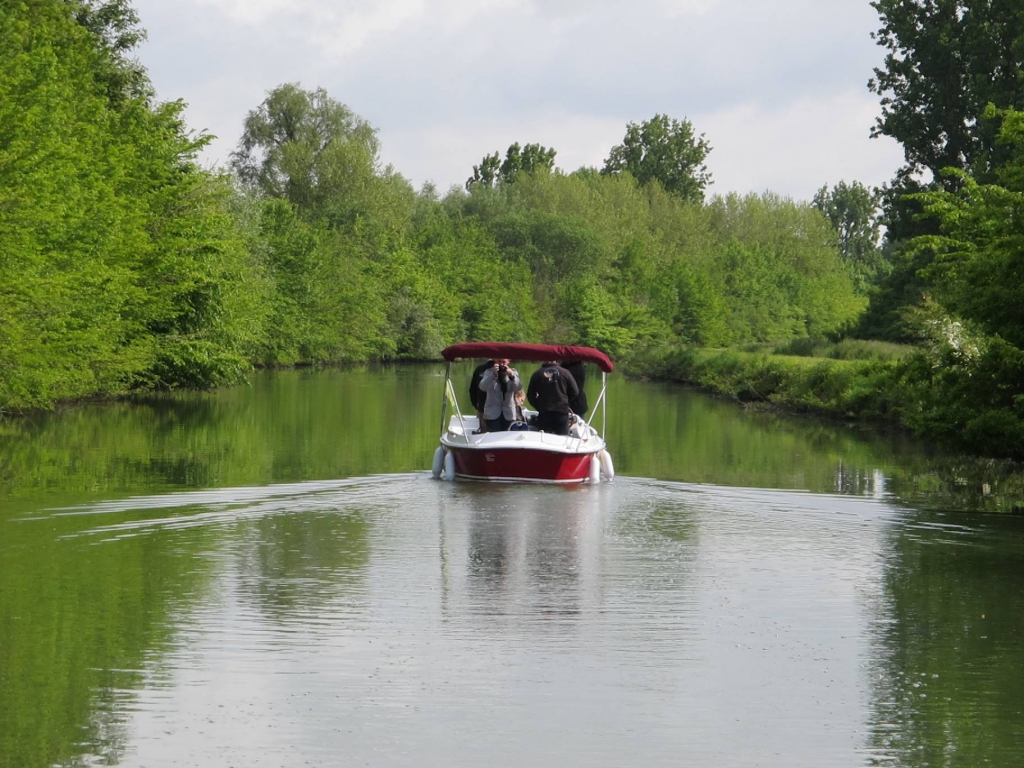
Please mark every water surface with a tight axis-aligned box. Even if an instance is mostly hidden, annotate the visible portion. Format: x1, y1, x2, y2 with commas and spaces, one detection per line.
2, 365, 1023, 767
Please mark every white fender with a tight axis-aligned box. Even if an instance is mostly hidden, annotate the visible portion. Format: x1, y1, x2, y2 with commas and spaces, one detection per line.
431, 446, 446, 479
599, 450, 615, 481
443, 450, 457, 482
588, 453, 601, 484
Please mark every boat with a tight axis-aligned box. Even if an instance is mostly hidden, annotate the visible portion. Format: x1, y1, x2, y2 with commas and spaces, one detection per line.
431, 342, 615, 484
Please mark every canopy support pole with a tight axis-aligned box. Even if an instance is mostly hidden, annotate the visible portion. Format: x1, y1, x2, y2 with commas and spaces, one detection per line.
440, 362, 452, 436
602, 371, 607, 438
585, 371, 609, 440
445, 376, 468, 438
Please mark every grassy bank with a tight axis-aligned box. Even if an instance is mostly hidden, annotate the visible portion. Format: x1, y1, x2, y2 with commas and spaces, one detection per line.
625, 341, 1024, 461
626, 346, 898, 419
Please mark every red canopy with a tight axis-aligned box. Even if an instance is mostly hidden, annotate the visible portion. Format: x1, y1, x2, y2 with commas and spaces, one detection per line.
441, 342, 614, 373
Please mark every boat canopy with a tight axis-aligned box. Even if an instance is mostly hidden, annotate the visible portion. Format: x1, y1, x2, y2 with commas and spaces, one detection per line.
441, 342, 614, 373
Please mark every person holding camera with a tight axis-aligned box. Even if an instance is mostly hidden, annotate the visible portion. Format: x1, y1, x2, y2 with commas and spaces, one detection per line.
478, 358, 521, 432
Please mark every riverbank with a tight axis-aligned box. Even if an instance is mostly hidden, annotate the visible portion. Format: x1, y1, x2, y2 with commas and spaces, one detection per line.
624, 344, 1024, 461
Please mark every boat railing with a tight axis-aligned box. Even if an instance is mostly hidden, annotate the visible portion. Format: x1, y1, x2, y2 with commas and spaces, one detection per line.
441, 362, 470, 438
585, 371, 608, 438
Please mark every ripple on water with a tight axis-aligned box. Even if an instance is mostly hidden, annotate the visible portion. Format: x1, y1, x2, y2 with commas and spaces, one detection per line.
12, 475, 1024, 767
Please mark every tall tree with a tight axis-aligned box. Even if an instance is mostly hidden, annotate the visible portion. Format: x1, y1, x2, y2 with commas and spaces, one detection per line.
869, 0, 1024, 234
602, 114, 712, 203
812, 181, 886, 292
913, 107, 1024, 349
865, 1, 1024, 338
65, 0, 149, 103
466, 151, 501, 189
466, 142, 556, 189
500, 142, 556, 181
231, 84, 380, 219
870, 0, 1024, 181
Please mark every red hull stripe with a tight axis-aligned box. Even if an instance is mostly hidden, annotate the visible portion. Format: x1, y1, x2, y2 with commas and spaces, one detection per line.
450, 447, 594, 482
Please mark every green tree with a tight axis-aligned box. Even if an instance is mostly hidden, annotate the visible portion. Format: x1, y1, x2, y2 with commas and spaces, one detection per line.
812, 181, 887, 292
602, 114, 712, 202
466, 151, 500, 189
231, 84, 381, 222
466, 142, 557, 189
912, 108, 1024, 349
870, 0, 1024, 185
66, 0, 149, 103
500, 142, 556, 181
869, 0, 1024, 246
0, 0, 267, 408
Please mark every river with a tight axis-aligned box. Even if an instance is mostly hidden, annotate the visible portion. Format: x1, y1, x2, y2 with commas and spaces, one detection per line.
2, 365, 1023, 767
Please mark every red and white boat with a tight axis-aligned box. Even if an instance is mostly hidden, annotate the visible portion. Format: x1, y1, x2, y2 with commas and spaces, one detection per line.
431, 342, 615, 484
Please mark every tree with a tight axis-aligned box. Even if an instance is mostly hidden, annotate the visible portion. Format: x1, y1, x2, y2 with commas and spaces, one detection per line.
869, 0, 1024, 242
466, 152, 500, 189
66, 0, 149, 103
812, 181, 887, 292
500, 142, 556, 181
466, 142, 557, 189
863, 1, 1024, 339
602, 114, 712, 202
912, 108, 1024, 349
231, 84, 380, 218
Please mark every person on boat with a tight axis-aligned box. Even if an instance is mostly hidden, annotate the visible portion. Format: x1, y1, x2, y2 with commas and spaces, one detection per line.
526, 360, 579, 435
561, 360, 588, 418
510, 387, 532, 430
478, 358, 521, 432
469, 359, 494, 432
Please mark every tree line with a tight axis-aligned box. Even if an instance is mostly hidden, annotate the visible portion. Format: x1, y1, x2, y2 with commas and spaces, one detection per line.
0, 0, 875, 412
5, 0, 1024, 458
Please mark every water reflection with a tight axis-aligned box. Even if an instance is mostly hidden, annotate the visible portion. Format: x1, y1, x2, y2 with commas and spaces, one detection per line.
5, 367, 1024, 766
461, 486, 602, 623
866, 510, 1024, 766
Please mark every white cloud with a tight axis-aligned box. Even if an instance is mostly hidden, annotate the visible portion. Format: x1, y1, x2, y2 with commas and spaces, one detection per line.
658, 0, 719, 17
380, 110, 625, 192
696, 90, 905, 200
133, 0, 904, 198
191, 0, 293, 25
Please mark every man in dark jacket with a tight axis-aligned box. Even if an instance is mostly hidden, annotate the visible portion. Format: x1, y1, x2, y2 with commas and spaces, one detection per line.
527, 361, 579, 435
561, 360, 588, 417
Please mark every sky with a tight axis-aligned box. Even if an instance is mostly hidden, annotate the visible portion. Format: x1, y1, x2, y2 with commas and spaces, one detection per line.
131, 0, 906, 201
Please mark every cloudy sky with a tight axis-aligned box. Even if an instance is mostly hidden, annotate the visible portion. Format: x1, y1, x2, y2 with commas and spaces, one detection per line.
132, 0, 906, 200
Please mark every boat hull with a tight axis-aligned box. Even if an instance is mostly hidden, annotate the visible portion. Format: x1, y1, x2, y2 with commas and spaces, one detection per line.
448, 445, 596, 483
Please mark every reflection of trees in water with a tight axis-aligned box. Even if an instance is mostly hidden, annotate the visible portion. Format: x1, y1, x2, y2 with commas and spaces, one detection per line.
613, 378, 1024, 513
0, 522, 219, 768
234, 507, 370, 621
463, 488, 596, 619
0, 366, 445, 505
865, 513, 1024, 766
884, 458, 1024, 514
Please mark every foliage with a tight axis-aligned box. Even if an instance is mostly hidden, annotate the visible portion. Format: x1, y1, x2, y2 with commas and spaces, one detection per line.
0, 0, 267, 410
632, 340, 1024, 460
865, 0, 1024, 343
869, 0, 1024, 187
230, 84, 384, 224
907, 111, 1024, 349
602, 113, 712, 203
811, 180, 888, 292
465, 142, 557, 189
66, 0, 150, 103
628, 346, 896, 419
